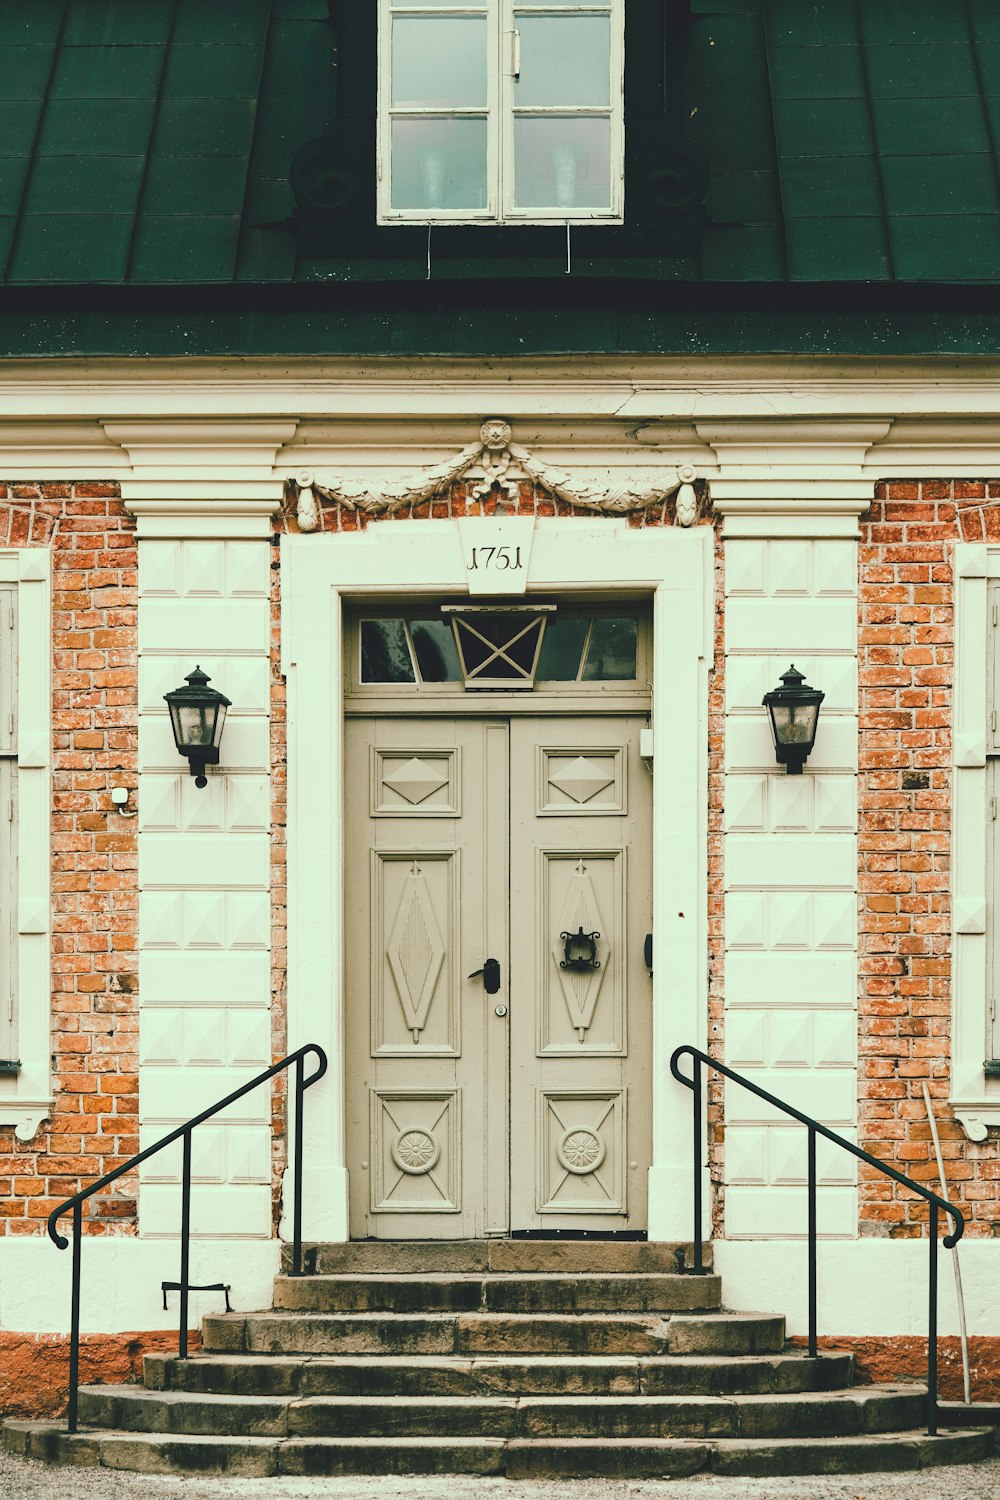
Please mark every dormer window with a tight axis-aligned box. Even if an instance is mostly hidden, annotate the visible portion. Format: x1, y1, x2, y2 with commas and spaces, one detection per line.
378, 0, 624, 225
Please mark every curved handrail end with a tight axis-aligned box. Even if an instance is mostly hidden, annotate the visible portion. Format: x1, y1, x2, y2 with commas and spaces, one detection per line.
302, 1043, 329, 1089
669, 1044, 696, 1088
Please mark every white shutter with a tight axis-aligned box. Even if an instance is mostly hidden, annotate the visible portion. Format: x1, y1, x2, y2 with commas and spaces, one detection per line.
0, 583, 15, 1062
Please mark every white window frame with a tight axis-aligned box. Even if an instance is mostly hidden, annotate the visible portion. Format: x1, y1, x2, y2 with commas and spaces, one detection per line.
0, 549, 52, 1143
377, 0, 625, 226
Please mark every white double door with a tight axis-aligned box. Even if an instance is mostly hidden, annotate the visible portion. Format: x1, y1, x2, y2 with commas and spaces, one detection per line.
345, 714, 652, 1238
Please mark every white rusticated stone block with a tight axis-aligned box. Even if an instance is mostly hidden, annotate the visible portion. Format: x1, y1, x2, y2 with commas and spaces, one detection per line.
726, 951, 856, 1008
139, 654, 270, 714
139, 713, 270, 774
724, 1184, 857, 1240
140, 1067, 270, 1125
140, 599, 269, 654
139, 833, 269, 889
138, 1183, 272, 1239
726, 833, 855, 890
725, 715, 858, 773
724, 1068, 855, 1126
138, 950, 270, 1008
726, 597, 856, 653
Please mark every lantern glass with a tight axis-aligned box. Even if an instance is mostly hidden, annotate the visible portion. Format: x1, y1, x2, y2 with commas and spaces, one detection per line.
768, 698, 820, 748
170, 701, 218, 750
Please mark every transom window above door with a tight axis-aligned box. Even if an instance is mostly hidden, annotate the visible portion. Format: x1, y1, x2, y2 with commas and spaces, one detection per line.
351, 604, 647, 703
378, 0, 625, 224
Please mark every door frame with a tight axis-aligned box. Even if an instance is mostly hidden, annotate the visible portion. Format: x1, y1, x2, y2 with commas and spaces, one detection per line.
283, 518, 712, 1242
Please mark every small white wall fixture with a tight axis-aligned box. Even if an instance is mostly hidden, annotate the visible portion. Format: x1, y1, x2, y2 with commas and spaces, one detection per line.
282, 517, 712, 1241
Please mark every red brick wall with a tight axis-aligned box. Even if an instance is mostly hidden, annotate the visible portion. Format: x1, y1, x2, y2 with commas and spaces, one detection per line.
859, 481, 998, 1237
0, 484, 139, 1236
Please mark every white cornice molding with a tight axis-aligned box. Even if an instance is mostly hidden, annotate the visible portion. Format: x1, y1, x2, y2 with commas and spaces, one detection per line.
102, 420, 298, 536
697, 420, 891, 536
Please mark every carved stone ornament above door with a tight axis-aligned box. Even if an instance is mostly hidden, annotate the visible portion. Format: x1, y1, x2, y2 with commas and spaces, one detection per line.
290, 420, 703, 530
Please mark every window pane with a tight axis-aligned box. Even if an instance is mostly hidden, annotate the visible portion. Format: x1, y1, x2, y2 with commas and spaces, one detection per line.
515, 14, 610, 108
582, 617, 638, 680
391, 116, 488, 210
361, 620, 416, 683
536, 615, 589, 680
392, 17, 487, 108
410, 620, 462, 682
513, 116, 611, 210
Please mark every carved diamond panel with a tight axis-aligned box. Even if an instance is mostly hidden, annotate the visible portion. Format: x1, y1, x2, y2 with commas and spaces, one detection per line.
541, 854, 623, 1053
538, 1092, 625, 1214
372, 747, 460, 816
373, 853, 458, 1054
538, 746, 625, 815
371, 1091, 460, 1213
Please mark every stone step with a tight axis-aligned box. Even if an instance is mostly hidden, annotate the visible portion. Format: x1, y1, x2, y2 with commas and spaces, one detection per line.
271, 1272, 722, 1315
668, 1313, 785, 1356
504, 1430, 995, 1480
283, 1240, 711, 1276
202, 1310, 678, 1357
6, 1421, 992, 1478
76, 1383, 927, 1441
144, 1348, 855, 1399
202, 1308, 784, 1359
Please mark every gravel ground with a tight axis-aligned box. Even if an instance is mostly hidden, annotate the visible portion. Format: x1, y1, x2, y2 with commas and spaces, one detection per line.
3, 1451, 1000, 1500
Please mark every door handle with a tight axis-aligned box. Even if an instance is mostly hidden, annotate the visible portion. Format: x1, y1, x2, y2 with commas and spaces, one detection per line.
644, 932, 653, 975
468, 957, 502, 995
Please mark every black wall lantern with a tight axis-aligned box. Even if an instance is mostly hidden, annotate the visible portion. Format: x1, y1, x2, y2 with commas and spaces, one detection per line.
762, 665, 824, 775
164, 666, 231, 788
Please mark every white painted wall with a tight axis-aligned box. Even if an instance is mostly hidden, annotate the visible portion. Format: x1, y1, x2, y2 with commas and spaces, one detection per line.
0, 1239, 279, 1334
716, 1238, 1000, 1338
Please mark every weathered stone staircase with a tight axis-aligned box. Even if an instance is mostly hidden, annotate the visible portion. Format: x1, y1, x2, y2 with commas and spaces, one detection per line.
4, 1241, 993, 1478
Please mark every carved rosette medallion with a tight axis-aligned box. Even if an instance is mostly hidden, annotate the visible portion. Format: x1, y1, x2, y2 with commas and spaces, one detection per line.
290, 419, 704, 528
391, 1128, 441, 1176
557, 1127, 606, 1176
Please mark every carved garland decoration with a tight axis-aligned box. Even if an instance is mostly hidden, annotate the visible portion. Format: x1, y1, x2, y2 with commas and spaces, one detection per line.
290, 419, 702, 531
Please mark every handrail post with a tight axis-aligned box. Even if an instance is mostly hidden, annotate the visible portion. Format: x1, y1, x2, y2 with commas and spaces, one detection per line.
928, 1200, 938, 1436
67, 1202, 82, 1433
179, 1129, 192, 1360
807, 1125, 817, 1358
692, 1058, 703, 1274
292, 1053, 306, 1276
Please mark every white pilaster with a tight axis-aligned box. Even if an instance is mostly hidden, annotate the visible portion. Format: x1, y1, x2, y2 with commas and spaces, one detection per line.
712, 439, 871, 1240
124, 426, 291, 1239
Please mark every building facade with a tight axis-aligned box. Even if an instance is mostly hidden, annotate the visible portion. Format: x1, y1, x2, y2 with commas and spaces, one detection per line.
2, 0, 1000, 1416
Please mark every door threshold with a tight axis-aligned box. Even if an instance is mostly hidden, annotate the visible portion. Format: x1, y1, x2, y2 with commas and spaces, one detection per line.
508, 1229, 647, 1241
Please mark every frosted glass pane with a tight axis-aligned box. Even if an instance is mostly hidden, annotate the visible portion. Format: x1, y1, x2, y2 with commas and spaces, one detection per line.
361, 620, 415, 683
513, 116, 611, 210
537, 615, 589, 680
392, 17, 487, 107
515, 14, 610, 107
582, 617, 637, 680
391, 117, 488, 210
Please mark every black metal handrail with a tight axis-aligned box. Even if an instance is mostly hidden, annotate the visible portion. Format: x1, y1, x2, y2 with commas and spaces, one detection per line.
47, 1043, 328, 1433
670, 1043, 964, 1438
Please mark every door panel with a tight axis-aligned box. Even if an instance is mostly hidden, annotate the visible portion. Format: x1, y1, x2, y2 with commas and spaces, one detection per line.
346, 718, 509, 1238
346, 713, 651, 1238
509, 717, 652, 1232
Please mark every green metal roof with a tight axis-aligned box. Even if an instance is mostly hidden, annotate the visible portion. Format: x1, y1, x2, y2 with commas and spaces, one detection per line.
2, 0, 1000, 291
